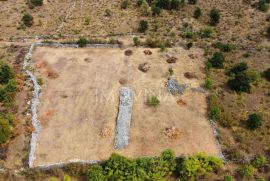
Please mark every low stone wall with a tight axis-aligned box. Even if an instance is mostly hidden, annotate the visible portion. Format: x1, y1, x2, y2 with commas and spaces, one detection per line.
114, 87, 133, 149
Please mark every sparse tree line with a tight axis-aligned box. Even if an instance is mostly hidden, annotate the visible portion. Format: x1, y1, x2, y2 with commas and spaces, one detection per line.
0, 62, 17, 144
87, 150, 224, 181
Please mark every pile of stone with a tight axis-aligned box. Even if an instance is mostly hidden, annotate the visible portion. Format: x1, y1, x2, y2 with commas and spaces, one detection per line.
114, 87, 133, 149
143, 50, 152, 55
138, 62, 150, 72
163, 127, 181, 139
166, 78, 187, 95
166, 56, 177, 63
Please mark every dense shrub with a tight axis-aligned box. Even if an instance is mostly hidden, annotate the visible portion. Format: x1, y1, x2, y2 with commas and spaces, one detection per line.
87, 150, 176, 180
29, 0, 43, 6
228, 62, 248, 76
209, 52, 225, 68
179, 153, 224, 181
263, 68, 270, 81
22, 13, 34, 27
0, 117, 11, 144
171, 0, 181, 10
200, 27, 213, 38
214, 42, 236, 52
147, 95, 160, 107
77, 37, 87, 47
258, 0, 269, 12
210, 8, 220, 26
224, 175, 234, 181
0, 62, 15, 84
138, 20, 148, 32
121, 0, 129, 9
228, 72, 251, 93
205, 78, 213, 89
186, 42, 193, 49
251, 155, 266, 168
193, 7, 202, 19
246, 113, 263, 130
87, 165, 105, 181
188, 0, 197, 4
239, 165, 256, 179
267, 26, 270, 38
152, 6, 161, 16
155, 0, 184, 10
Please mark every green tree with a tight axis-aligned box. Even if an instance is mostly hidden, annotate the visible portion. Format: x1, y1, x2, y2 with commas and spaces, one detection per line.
258, 0, 269, 12
171, 0, 181, 10
263, 67, 270, 81
228, 72, 251, 93
193, 7, 202, 19
200, 27, 213, 38
0, 62, 15, 84
228, 62, 248, 76
210, 8, 220, 26
22, 13, 34, 27
87, 165, 106, 181
138, 20, 149, 32
209, 52, 225, 68
246, 113, 263, 130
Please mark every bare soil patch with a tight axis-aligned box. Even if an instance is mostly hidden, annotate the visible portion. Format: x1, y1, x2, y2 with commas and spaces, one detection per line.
31, 46, 219, 166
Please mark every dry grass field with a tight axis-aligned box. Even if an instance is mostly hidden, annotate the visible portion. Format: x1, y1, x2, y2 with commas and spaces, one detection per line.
30, 46, 219, 166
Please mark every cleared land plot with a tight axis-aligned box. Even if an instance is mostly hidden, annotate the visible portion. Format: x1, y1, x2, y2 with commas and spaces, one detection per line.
31, 46, 219, 166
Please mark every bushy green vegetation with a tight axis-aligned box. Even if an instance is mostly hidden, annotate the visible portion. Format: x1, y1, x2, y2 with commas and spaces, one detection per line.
228, 72, 251, 93
193, 7, 202, 19
29, 0, 43, 6
210, 8, 220, 26
22, 13, 34, 27
77, 37, 87, 47
0, 117, 11, 144
87, 150, 176, 180
239, 164, 256, 179
263, 67, 270, 81
205, 78, 213, 90
214, 42, 236, 52
210, 106, 221, 120
258, 0, 269, 12
223, 175, 234, 181
147, 95, 160, 107
246, 113, 263, 130
251, 155, 266, 168
133, 37, 140, 46
121, 0, 129, 9
179, 153, 224, 181
228, 62, 248, 76
208, 52, 225, 68
200, 27, 213, 38
138, 20, 149, 32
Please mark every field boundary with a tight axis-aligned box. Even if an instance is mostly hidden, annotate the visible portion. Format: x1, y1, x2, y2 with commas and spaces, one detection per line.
24, 42, 224, 169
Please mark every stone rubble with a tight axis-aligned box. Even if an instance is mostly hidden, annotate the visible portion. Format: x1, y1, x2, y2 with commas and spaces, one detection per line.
166, 78, 187, 95
114, 87, 133, 149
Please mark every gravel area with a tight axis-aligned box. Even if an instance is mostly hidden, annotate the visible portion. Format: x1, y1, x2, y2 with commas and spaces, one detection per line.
166, 77, 187, 95
114, 87, 133, 149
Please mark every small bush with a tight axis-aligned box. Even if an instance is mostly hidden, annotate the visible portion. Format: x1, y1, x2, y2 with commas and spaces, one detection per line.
0, 117, 11, 144
210, 8, 220, 26
138, 20, 148, 33
188, 0, 197, 4
0, 62, 15, 84
186, 42, 193, 49
228, 62, 248, 76
87, 165, 105, 181
251, 155, 266, 168
22, 13, 34, 27
257, 177, 266, 181
147, 95, 160, 107
205, 78, 213, 90
247, 71, 261, 83
152, 6, 161, 16
171, 0, 181, 10
200, 27, 213, 38
263, 67, 270, 81
179, 153, 224, 180
209, 52, 225, 68
133, 37, 140, 46
239, 165, 256, 179
168, 67, 174, 76
77, 37, 87, 47
224, 175, 234, 181
258, 0, 269, 12
193, 7, 202, 19
246, 113, 263, 130
121, 0, 129, 9
210, 106, 221, 120
228, 72, 251, 93
29, 0, 43, 6
267, 26, 270, 38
